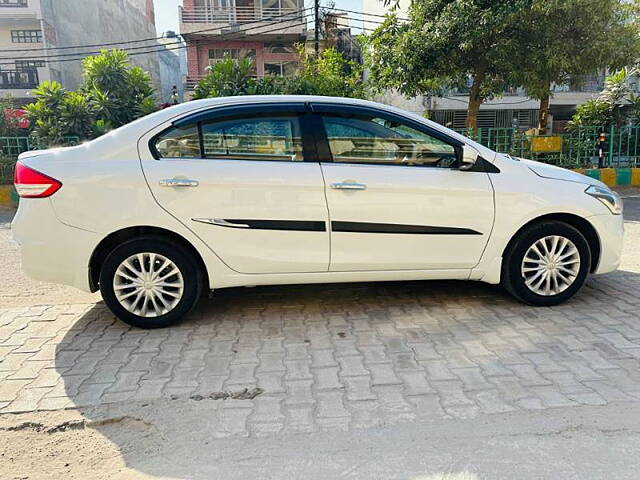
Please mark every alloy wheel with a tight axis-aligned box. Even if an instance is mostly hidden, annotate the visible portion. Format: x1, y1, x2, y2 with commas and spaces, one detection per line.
521, 235, 581, 296
113, 252, 184, 317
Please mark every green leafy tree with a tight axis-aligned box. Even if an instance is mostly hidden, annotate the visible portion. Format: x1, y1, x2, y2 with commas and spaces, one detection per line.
192, 47, 365, 100
285, 47, 365, 98
365, 0, 533, 129
515, 0, 639, 132
192, 57, 275, 99
24, 81, 71, 145
568, 68, 637, 130
26, 49, 157, 144
82, 49, 157, 126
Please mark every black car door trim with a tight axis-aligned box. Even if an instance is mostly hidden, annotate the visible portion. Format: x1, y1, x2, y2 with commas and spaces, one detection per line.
331, 221, 482, 235
193, 218, 327, 232
191, 218, 481, 235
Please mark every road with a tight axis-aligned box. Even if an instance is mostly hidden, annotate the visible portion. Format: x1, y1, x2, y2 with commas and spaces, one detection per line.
1, 189, 640, 479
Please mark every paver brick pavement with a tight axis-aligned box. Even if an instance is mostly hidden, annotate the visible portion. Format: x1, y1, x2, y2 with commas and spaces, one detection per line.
1, 268, 640, 440
1, 197, 640, 440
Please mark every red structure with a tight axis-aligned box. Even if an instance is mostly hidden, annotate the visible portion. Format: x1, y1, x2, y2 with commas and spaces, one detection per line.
180, 0, 307, 91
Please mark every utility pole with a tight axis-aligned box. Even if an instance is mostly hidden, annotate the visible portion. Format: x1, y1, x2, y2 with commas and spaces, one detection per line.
314, 0, 319, 55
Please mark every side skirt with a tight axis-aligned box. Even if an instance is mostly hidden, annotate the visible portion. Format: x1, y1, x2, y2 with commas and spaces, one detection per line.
212, 268, 473, 289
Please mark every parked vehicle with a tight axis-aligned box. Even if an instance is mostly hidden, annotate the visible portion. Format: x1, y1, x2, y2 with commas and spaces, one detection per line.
12, 96, 624, 328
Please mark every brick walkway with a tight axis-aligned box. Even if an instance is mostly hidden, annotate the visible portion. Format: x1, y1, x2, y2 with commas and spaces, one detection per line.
2, 269, 640, 438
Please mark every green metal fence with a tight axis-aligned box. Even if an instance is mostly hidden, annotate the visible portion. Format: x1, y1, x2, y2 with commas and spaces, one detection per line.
453, 126, 639, 168
0, 136, 79, 184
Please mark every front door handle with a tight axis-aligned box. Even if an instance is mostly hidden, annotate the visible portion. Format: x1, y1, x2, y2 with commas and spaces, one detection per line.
331, 182, 367, 190
159, 178, 199, 187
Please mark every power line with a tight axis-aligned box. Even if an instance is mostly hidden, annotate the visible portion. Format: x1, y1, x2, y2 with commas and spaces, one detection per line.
0, 15, 313, 67
330, 7, 409, 22
0, 12, 313, 63
0, 8, 389, 67
0, 7, 313, 55
331, 22, 377, 34
0, 6, 384, 60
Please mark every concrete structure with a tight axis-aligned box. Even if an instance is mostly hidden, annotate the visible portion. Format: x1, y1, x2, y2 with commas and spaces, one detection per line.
158, 33, 187, 104
362, 0, 612, 131
180, 0, 307, 91
0, 0, 160, 103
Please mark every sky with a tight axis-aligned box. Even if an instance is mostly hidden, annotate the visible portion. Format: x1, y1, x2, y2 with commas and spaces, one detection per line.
153, 0, 365, 36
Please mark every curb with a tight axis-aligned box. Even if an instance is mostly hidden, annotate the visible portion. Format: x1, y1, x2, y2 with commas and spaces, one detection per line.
0, 185, 18, 209
574, 168, 640, 187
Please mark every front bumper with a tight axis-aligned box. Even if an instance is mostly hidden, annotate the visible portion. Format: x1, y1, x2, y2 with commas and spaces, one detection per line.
589, 213, 624, 274
12, 199, 100, 292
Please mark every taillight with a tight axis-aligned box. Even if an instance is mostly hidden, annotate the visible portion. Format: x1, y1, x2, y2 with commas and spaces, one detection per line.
14, 162, 62, 198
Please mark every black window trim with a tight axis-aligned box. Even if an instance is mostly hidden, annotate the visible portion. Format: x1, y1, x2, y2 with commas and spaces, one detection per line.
150, 102, 317, 163
310, 103, 464, 168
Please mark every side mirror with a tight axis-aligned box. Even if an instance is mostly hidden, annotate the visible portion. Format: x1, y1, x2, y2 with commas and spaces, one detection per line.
460, 145, 479, 170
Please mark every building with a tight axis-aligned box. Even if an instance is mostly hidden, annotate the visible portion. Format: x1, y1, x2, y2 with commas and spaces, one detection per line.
361, 0, 611, 132
0, 0, 160, 104
158, 32, 187, 105
180, 0, 307, 92
324, 12, 361, 64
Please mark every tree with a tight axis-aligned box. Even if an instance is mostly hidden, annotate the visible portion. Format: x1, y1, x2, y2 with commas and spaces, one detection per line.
515, 0, 639, 132
568, 68, 637, 130
191, 57, 283, 99
25, 49, 157, 144
285, 47, 365, 98
192, 47, 365, 100
365, 0, 534, 129
82, 48, 157, 127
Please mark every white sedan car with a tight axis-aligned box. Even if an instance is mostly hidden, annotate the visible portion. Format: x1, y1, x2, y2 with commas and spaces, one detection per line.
12, 96, 623, 328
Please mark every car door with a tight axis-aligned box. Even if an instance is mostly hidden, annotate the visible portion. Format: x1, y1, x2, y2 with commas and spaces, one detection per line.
140, 103, 330, 274
311, 103, 495, 272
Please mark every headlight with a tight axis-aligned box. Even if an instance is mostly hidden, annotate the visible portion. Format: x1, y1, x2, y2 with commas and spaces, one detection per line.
585, 185, 623, 215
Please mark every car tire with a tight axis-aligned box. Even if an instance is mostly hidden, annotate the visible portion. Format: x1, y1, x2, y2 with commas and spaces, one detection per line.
502, 221, 591, 306
99, 236, 203, 328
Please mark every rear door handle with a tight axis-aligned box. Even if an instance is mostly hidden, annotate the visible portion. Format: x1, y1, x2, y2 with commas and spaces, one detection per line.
159, 178, 199, 187
331, 182, 367, 190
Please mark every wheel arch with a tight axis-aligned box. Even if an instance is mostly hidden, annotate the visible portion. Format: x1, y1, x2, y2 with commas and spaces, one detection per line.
502, 213, 601, 274
89, 226, 210, 292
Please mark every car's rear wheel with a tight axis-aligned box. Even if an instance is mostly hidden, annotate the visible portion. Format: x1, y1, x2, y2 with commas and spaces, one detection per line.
99, 236, 202, 328
502, 221, 591, 306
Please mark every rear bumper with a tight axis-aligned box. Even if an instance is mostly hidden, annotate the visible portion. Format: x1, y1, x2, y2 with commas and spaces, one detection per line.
590, 213, 624, 274
11, 199, 100, 292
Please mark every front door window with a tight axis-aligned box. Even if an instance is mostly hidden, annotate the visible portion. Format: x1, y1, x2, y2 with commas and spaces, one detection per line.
322, 115, 458, 168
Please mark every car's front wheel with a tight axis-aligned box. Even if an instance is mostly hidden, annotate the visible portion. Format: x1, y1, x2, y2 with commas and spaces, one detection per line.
99, 236, 202, 328
502, 221, 591, 306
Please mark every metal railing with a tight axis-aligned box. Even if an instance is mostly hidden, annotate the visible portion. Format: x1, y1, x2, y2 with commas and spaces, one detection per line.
0, 136, 80, 184
453, 126, 640, 168
181, 6, 301, 24
0, 69, 39, 90
186, 73, 260, 90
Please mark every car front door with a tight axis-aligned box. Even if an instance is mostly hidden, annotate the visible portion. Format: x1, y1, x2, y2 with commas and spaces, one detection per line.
312, 103, 495, 272
140, 103, 330, 274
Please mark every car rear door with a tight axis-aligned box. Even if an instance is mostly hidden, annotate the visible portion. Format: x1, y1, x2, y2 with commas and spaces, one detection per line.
139, 103, 330, 274
311, 103, 495, 272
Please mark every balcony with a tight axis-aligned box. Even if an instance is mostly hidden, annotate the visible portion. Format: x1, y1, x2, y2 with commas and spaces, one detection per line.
180, 5, 306, 37
0, 0, 28, 6
0, 69, 39, 90
0, 0, 41, 19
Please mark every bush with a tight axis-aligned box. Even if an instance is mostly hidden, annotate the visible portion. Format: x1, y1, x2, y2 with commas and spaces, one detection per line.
193, 47, 366, 100
25, 49, 157, 144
